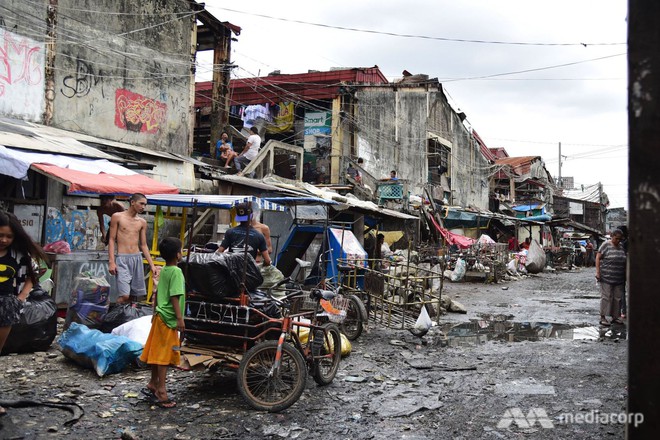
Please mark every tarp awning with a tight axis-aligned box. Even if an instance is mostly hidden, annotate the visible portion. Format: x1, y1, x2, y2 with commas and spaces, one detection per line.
32, 163, 179, 195
146, 194, 286, 211
0, 145, 178, 195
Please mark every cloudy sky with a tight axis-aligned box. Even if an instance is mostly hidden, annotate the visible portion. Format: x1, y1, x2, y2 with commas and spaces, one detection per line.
201, 1, 628, 208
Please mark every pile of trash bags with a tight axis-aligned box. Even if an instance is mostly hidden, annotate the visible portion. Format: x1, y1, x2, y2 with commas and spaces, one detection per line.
2, 287, 58, 354
178, 252, 263, 300
58, 322, 143, 377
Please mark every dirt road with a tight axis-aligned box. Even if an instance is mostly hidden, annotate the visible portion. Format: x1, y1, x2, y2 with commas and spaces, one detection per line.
0, 267, 628, 439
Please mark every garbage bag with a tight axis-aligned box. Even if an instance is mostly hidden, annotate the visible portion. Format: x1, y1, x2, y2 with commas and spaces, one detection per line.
413, 306, 433, 335
525, 240, 547, 274
260, 265, 286, 298
43, 240, 71, 254
2, 288, 57, 354
58, 322, 143, 377
179, 252, 263, 301
99, 303, 147, 333
450, 258, 466, 282
111, 315, 153, 346
64, 274, 110, 329
249, 290, 281, 319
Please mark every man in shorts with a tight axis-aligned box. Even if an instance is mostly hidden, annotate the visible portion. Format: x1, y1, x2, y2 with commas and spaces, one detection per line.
108, 193, 157, 304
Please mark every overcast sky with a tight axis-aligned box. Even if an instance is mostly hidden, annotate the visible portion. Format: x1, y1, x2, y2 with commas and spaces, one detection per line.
201, 1, 628, 209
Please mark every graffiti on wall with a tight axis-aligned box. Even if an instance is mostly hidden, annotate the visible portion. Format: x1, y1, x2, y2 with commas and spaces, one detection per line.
0, 28, 45, 119
114, 88, 167, 133
61, 58, 106, 99
45, 207, 102, 251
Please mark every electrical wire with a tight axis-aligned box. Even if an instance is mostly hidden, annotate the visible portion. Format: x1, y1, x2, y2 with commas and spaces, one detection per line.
209, 6, 625, 47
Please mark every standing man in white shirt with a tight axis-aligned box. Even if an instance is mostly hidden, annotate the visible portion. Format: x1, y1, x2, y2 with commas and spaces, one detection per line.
235, 126, 261, 176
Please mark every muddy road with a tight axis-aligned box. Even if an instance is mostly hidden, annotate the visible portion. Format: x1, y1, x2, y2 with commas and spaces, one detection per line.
0, 267, 628, 439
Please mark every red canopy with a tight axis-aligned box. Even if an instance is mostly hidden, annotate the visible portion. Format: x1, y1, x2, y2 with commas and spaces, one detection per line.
32, 163, 179, 195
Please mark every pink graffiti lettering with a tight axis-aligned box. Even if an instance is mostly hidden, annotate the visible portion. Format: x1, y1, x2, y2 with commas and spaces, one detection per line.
0, 29, 43, 97
115, 88, 167, 133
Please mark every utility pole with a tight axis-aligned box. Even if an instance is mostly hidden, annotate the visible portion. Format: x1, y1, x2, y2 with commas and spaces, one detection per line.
558, 142, 562, 188
628, 1, 660, 437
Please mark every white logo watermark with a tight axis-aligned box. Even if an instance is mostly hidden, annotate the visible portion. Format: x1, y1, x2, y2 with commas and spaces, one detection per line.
498, 407, 644, 429
498, 408, 554, 428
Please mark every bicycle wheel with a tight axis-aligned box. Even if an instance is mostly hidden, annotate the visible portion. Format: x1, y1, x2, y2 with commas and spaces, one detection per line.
237, 340, 307, 412
340, 294, 368, 341
312, 323, 342, 385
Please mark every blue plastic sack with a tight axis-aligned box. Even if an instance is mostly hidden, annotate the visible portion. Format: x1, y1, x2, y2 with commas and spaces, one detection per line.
58, 322, 143, 377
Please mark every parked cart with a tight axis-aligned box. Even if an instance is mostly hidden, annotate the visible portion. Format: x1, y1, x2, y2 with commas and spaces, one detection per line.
142, 194, 344, 412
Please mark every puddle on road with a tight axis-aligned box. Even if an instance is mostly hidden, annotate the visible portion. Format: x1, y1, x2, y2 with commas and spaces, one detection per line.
436, 316, 626, 347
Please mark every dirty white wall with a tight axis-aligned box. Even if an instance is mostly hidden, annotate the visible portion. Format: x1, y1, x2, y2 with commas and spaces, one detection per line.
0, 0, 194, 155
0, 6, 46, 121
50, 0, 194, 156
355, 85, 490, 209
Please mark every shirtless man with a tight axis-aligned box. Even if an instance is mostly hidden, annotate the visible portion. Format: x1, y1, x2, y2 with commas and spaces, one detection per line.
108, 193, 157, 304
97, 195, 125, 245
250, 205, 272, 258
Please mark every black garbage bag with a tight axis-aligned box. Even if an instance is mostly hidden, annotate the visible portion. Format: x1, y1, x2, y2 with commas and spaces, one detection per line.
2, 288, 57, 354
249, 290, 281, 319
99, 303, 147, 333
179, 252, 263, 301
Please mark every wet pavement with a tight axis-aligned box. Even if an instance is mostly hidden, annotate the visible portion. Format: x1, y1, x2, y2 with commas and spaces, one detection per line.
0, 267, 628, 439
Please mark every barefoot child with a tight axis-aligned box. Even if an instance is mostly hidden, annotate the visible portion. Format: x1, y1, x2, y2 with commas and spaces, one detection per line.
140, 237, 185, 408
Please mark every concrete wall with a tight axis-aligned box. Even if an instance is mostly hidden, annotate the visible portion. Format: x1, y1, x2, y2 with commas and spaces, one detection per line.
50, 0, 194, 155
355, 85, 490, 209
0, 2, 47, 121
1, 0, 194, 155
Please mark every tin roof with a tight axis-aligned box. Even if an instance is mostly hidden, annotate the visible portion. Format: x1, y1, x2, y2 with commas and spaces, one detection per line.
196, 66, 389, 107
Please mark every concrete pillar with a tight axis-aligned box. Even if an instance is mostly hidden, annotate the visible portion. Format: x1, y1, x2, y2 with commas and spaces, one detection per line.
627, 1, 660, 437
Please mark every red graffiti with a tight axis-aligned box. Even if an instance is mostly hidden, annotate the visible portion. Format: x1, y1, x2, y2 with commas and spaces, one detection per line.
0, 29, 43, 97
115, 88, 167, 133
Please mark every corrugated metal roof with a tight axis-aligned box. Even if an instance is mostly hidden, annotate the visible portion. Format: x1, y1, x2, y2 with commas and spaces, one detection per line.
494, 156, 541, 176
472, 130, 497, 162
0, 118, 119, 160
197, 66, 389, 107
0, 117, 189, 164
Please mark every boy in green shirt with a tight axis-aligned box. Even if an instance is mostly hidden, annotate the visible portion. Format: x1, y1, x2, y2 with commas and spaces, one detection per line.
139, 237, 185, 408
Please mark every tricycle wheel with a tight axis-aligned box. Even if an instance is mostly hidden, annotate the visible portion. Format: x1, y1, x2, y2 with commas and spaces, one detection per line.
312, 323, 342, 385
237, 340, 307, 412
340, 294, 367, 341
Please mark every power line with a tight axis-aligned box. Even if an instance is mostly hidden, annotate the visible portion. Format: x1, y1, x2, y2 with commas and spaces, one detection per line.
440, 53, 626, 82
209, 6, 625, 47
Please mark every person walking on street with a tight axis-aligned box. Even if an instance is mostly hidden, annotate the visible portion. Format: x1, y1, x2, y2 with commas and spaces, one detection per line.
139, 237, 185, 409
595, 229, 627, 326
108, 193, 157, 304
0, 211, 48, 416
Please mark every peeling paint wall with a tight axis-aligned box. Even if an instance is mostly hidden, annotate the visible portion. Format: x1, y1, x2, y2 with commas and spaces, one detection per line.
0, 5, 47, 122
50, 0, 193, 155
45, 206, 103, 251
355, 86, 490, 209
0, 0, 194, 155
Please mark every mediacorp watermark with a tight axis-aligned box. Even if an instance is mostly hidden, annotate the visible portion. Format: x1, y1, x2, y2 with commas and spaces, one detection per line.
497, 407, 644, 429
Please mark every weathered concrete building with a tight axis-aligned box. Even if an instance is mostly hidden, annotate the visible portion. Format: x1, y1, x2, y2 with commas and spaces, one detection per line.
197, 68, 492, 210
2, 0, 196, 154
354, 77, 491, 209
0, 1, 237, 251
